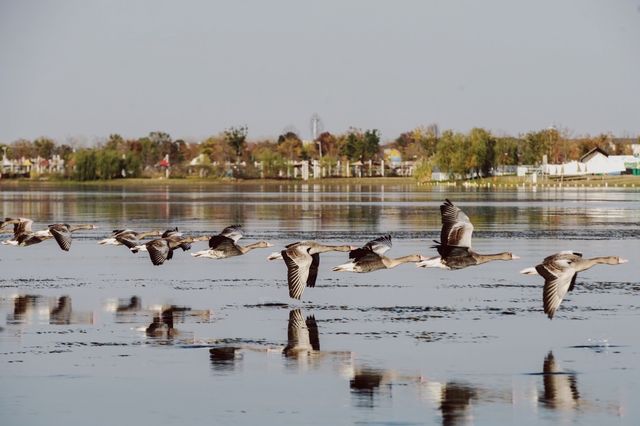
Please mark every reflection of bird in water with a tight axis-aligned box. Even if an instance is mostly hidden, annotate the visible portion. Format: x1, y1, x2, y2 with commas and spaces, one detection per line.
333, 234, 426, 272
116, 296, 142, 313
98, 229, 162, 252
349, 366, 426, 409
192, 225, 273, 259
417, 199, 519, 269
6, 294, 43, 323
209, 346, 243, 372
539, 351, 580, 411
268, 241, 354, 300
439, 382, 477, 426
283, 308, 320, 357
13, 294, 41, 317
145, 305, 210, 339
520, 251, 628, 319
50, 295, 93, 325
146, 306, 177, 337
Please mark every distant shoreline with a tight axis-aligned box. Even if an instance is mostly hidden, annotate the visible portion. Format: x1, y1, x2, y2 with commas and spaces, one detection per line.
1, 175, 639, 189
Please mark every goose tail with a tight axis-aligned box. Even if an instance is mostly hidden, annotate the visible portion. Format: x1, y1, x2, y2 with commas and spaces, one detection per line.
131, 245, 146, 253
416, 256, 446, 269
267, 251, 283, 261
98, 237, 118, 245
191, 249, 214, 258
519, 266, 539, 275
332, 261, 356, 272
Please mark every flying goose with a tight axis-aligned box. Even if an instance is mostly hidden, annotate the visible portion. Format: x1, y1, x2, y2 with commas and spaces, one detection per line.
520, 251, 628, 319
47, 223, 97, 251
267, 241, 355, 300
332, 235, 426, 272
1, 217, 50, 246
98, 229, 162, 248
417, 199, 518, 269
191, 225, 273, 259
135, 232, 208, 265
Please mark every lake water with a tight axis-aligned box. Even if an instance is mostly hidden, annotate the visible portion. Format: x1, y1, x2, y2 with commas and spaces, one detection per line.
1, 182, 639, 425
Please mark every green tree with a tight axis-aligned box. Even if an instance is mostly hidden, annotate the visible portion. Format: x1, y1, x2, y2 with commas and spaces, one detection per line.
96, 149, 122, 179
277, 131, 304, 161
74, 149, 98, 181
468, 128, 494, 176
522, 130, 551, 165
224, 125, 248, 163
34, 137, 55, 159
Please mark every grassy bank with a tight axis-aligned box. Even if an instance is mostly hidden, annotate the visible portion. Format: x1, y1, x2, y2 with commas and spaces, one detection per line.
1, 174, 639, 189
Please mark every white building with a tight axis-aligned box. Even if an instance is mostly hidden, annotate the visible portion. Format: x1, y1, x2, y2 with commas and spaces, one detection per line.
541, 147, 638, 176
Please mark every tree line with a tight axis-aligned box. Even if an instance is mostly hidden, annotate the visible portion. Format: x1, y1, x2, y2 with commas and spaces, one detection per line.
0, 125, 635, 181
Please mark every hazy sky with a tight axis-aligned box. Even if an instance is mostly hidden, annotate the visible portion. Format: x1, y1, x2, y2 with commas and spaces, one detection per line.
1, 0, 639, 144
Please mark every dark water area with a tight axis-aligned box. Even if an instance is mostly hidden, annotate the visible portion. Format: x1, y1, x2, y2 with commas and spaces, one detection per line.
1, 183, 639, 425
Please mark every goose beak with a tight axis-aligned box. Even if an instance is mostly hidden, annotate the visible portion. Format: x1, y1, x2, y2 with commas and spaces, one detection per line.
618, 258, 629, 264
418, 255, 428, 261
265, 242, 274, 247
511, 255, 520, 259
349, 246, 357, 250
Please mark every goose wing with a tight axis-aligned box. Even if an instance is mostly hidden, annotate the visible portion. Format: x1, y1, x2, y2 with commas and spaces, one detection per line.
537, 256, 579, 319
365, 234, 392, 255
208, 235, 239, 252
307, 253, 320, 288
147, 239, 171, 265
161, 227, 180, 238
440, 199, 474, 248
350, 235, 392, 259
15, 218, 34, 236
220, 225, 243, 242
115, 232, 141, 249
282, 245, 313, 300
48, 224, 72, 251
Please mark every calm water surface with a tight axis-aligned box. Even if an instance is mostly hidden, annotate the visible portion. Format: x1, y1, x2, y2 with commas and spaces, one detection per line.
1, 183, 639, 425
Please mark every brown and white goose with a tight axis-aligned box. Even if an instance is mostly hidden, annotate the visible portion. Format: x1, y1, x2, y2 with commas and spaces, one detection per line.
1, 218, 96, 251
47, 223, 97, 251
135, 229, 208, 266
417, 199, 518, 269
267, 241, 355, 300
332, 235, 426, 273
191, 225, 273, 259
520, 251, 628, 319
98, 229, 161, 249
1, 217, 51, 246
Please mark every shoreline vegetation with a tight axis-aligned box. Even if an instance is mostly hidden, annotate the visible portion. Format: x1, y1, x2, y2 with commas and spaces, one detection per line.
1, 127, 638, 184
1, 174, 639, 189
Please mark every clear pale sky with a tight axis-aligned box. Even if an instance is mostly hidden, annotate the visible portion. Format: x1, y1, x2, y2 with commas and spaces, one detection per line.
1, 0, 639, 143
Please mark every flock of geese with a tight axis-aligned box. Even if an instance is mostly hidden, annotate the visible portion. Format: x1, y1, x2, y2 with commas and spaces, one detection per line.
1, 199, 628, 320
